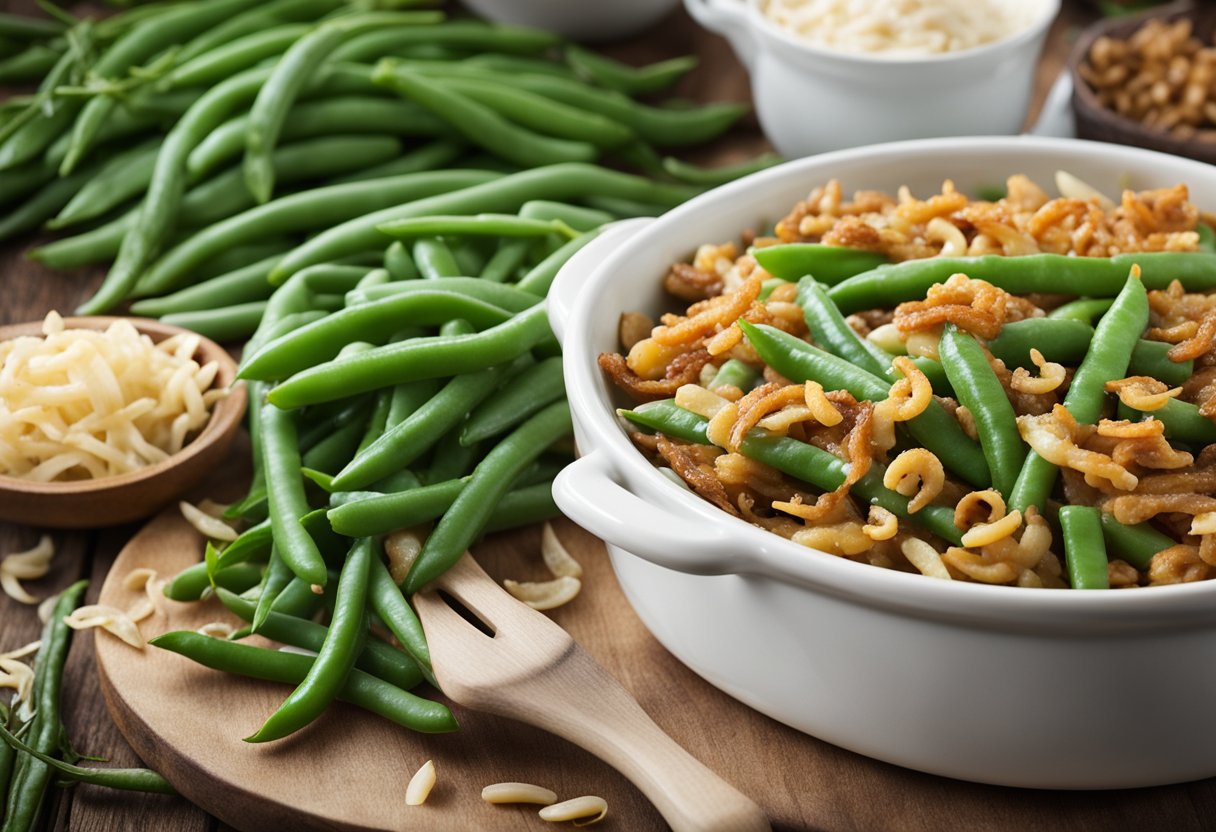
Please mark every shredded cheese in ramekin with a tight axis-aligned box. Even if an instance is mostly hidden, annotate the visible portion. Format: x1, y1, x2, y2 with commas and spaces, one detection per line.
762, 0, 1042, 57
0, 312, 225, 481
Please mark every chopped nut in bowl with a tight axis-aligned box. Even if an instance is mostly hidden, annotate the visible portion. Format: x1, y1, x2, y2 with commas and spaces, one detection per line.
0, 315, 246, 528
1071, 1, 1216, 165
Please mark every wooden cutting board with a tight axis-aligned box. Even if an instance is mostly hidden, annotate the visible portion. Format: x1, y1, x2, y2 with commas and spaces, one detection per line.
91, 494, 1216, 832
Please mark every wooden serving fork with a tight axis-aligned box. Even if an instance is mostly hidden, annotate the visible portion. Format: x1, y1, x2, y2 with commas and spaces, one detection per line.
413, 554, 771, 832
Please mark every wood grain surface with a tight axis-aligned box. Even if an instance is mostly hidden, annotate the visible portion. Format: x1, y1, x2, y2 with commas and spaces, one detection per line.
6, 2, 1216, 831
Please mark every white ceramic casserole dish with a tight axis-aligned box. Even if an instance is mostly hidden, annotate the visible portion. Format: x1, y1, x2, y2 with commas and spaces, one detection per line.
549, 136, 1216, 789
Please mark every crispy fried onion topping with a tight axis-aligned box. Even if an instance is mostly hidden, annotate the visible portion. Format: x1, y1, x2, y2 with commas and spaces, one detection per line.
1105, 376, 1182, 412
882, 449, 944, 514
1149, 544, 1216, 585
652, 273, 764, 347
1018, 405, 1138, 492
1012, 349, 1067, 395
655, 436, 737, 516
942, 510, 1056, 585
771, 400, 874, 524
599, 349, 712, 403
1103, 493, 1216, 525
893, 274, 1018, 340
954, 489, 1007, 530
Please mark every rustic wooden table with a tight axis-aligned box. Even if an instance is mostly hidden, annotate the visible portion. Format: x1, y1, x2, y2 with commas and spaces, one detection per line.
7, 2, 1214, 831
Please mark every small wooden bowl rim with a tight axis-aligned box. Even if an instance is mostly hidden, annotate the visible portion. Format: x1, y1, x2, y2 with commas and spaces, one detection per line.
0, 316, 247, 498
1068, 1, 1216, 166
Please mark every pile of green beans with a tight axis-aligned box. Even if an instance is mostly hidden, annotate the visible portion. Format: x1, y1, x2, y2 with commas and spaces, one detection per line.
1, 582, 176, 831
1, 0, 778, 773
2, 1, 774, 319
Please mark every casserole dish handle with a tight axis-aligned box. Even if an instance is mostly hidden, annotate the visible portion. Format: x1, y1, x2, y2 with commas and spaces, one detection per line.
555, 451, 765, 577
546, 217, 654, 344
684, 0, 756, 70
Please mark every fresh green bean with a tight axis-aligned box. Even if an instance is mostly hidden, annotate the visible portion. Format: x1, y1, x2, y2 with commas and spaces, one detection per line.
1010, 272, 1148, 514
150, 631, 456, 733
330, 479, 556, 538
661, 153, 782, 187
518, 200, 613, 231
3, 580, 88, 832
380, 213, 577, 240
270, 163, 697, 282
0, 13, 65, 41
376, 64, 600, 168
331, 20, 560, 63
403, 400, 572, 592
244, 12, 444, 203
217, 588, 421, 691
429, 75, 635, 149
368, 558, 432, 676
189, 98, 450, 178
1059, 505, 1110, 589
247, 536, 373, 742
60, 0, 255, 174
479, 240, 530, 283
0, 724, 174, 796
175, 0, 341, 63
263, 304, 553, 406
425, 429, 481, 483
515, 230, 601, 295
411, 236, 461, 279
939, 324, 1026, 497
409, 64, 748, 147
261, 404, 328, 588
252, 546, 295, 633
0, 45, 59, 83
0, 159, 54, 211
241, 291, 516, 379
336, 140, 465, 186
77, 64, 273, 314
461, 357, 564, 446
130, 254, 282, 317
0, 158, 99, 243
136, 169, 498, 297
565, 46, 697, 94
167, 24, 311, 89
50, 139, 161, 228
345, 277, 541, 311
161, 302, 268, 342
828, 252, 1216, 314
740, 320, 990, 488
334, 362, 518, 490
163, 560, 263, 602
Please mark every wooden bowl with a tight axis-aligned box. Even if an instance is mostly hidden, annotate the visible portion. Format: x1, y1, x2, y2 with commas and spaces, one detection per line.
0, 317, 247, 529
1070, 1, 1216, 166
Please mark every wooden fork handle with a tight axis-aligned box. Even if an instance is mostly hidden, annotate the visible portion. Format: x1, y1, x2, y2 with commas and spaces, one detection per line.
508, 646, 770, 832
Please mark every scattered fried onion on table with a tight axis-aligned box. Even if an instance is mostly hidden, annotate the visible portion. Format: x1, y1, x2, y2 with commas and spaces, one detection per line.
602, 173, 1216, 588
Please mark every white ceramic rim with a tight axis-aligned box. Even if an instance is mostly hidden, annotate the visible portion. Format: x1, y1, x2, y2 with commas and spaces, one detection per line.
741, 0, 1061, 67
560, 135, 1216, 630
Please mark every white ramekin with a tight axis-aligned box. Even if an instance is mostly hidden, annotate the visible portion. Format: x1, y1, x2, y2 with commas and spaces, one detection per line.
549, 136, 1216, 789
683, 0, 1061, 158
461, 0, 680, 42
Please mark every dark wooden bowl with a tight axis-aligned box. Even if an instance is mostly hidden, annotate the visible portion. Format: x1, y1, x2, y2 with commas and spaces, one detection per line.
0, 317, 247, 529
1070, 1, 1216, 165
